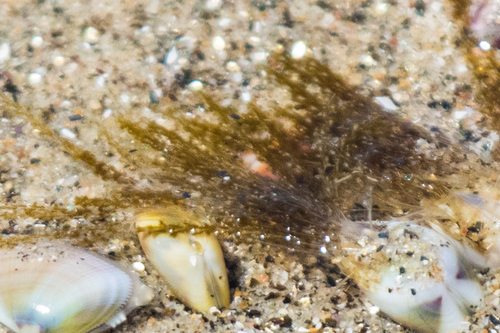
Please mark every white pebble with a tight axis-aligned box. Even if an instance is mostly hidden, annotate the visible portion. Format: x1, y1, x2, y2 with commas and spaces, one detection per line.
212, 36, 226, 50
360, 54, 375, 66
205, 0, 221, 10
60, 100, 71, 108
31, 36, 44, 48
234, 321, 244, 329
120, 93, 130, 106
165, 47, 178, 65
226, 61, 240, 72
479, 40, 491, 51
250, 51, 269, 63
248, 36, 261, 45
28, 72, 43, 85
232, 72, 243, 83
218, 18, 231, 28
374, 96, 398, 112
291, 41, 307, 59
375, 3, 388, 15
278, 308, 288, 316
95, 74, 108, 89
53, 55, 65, 66
0, 43, 11, 64
60, 128, 76, 139
452, 110, 468, 120
83, 27, 100, 43
241, 91, 251, 103
368, 306, 380, 315
188, 80, 203, 91
209, 306, 221, 314
297, 327, 309, 333
132, 261, 145, 272
299, 296, 311, 306
430, 1, 442, 11
320, 246, 327, 254
102, 109, 113, 119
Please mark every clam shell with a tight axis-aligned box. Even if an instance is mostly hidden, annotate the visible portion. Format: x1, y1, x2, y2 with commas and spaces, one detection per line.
341, 221, 486, 333
423, 189, 500, 267
0, 243, 154, 333
136, 208, 230, 312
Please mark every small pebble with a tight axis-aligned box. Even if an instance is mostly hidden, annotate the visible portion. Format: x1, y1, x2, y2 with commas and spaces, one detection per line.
61, 100, 71, 108
95, 74, 107, 89
102, 109, 113, 119
375, 3, 388, 15
0, 43, 10, 63
360, 54, 375, 66
229, 72, 242, 84
31, 36, 44, 48
479, 40, 491, 51
248, 36, 261, 45
209, 306, 221, 314
205, 0, 221, 10
60, 128, 76, 139
250, 51, 269, 63
68, 115, 82, 121
291, 41, 307, 59
83, 27, 100, 43
165, 47, 178, 65
212, 36, 226, 50
241, 91, 251, 102
120, 93, 130, 106
374, 96, 398, 112
219, 18, 231, 28
226, 61, 240, 72
132, 261, 145, 272
28, 72, 43, 85
188, 80, 203, 91
53, 55, 65, 66
368, 306, 380, 315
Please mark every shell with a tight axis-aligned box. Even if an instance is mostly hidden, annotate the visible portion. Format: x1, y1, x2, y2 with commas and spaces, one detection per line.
340, 220, 486, 333
0, 242, 154, 333
136, 207, 230, 312
423, 188, 500, 267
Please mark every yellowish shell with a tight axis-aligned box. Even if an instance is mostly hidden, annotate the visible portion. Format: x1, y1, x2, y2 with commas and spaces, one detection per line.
136, 207, 230, 312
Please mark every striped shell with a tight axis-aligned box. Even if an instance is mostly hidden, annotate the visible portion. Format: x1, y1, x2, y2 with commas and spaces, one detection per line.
136, 207, 230, 312
0, 243, 154, 333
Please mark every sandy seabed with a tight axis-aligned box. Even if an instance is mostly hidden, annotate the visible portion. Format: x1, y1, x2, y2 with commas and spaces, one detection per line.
0, 0, 498, 332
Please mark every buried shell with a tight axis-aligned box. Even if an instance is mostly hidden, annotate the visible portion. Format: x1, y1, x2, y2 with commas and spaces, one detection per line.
340, 220, 487, 333
423, 188, 500, 267
0, 242, 154, 333
136, 207, 230, 312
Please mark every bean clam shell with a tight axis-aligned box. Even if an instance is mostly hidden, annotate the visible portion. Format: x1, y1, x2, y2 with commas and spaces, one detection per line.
341, 221, 486, 333
136, 207, 230, 312
0, 243, 154, 333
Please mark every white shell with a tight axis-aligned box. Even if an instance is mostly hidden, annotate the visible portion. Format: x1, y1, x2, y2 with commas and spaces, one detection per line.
0, 243, 154, 333
341, 221, 486, 333
136, 208, 230, 312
